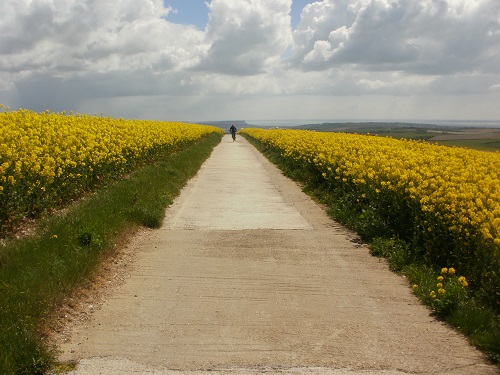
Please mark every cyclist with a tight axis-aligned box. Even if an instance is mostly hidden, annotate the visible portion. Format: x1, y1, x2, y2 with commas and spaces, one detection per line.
229, 123, 237, 142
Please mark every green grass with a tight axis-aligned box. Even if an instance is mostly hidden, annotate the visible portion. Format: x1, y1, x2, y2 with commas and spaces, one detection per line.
243, 134, 500, 365
0, 133, 222, 375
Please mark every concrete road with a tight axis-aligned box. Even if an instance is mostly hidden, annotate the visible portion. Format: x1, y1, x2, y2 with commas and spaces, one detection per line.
59, 135, 498, 374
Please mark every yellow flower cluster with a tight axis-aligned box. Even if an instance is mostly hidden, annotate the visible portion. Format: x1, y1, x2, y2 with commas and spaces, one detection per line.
458, 276, 469, 288
429, 268, 467, 298
241, 128, 500, 251
411, 266, 469, 316
442, 267, 456, 275
0, 107, 223, 229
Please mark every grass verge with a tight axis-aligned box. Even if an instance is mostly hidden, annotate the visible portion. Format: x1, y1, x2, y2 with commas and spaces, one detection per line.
0, 133, 222, 375
243, 134, 500, 365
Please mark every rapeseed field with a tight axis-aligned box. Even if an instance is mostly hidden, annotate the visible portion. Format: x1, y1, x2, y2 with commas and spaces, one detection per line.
0, 106, 223, 234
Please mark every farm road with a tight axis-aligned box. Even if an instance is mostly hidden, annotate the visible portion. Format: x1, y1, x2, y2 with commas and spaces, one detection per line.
58, 135, 498, 375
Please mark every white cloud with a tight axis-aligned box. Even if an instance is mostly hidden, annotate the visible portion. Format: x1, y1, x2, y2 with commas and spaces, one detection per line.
196, 0, 293, 75
0, 0, 204, 76
292, 0, 500, 75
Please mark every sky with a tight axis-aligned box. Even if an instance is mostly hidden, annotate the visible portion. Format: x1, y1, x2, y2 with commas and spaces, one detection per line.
1, 0, 500, 123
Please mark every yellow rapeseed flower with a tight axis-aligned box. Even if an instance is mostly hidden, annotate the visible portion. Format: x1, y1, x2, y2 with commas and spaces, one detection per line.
458, 276, 469, 288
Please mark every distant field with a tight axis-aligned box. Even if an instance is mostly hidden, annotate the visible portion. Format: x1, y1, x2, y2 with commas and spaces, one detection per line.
289, 122, 500, 152
429, 138, 500, 151
377, 129, 500, 151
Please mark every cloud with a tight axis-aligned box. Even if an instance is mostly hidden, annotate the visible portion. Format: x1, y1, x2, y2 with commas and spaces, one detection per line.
0, 0, 204, 77
292, 0, 500, 75
195, 0, 293, 75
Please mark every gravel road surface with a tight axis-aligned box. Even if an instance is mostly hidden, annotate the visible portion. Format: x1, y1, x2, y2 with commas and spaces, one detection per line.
58, 135, 498, 374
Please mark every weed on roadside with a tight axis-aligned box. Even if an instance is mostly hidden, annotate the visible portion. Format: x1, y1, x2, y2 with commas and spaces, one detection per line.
407, 264, 500, 363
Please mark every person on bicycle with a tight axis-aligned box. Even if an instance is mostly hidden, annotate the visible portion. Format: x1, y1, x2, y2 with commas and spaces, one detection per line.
229, 123, 237, 142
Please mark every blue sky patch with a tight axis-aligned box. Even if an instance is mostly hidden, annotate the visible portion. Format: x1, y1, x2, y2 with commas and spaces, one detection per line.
163, 0, 210, 30
163, 0, 315, 30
